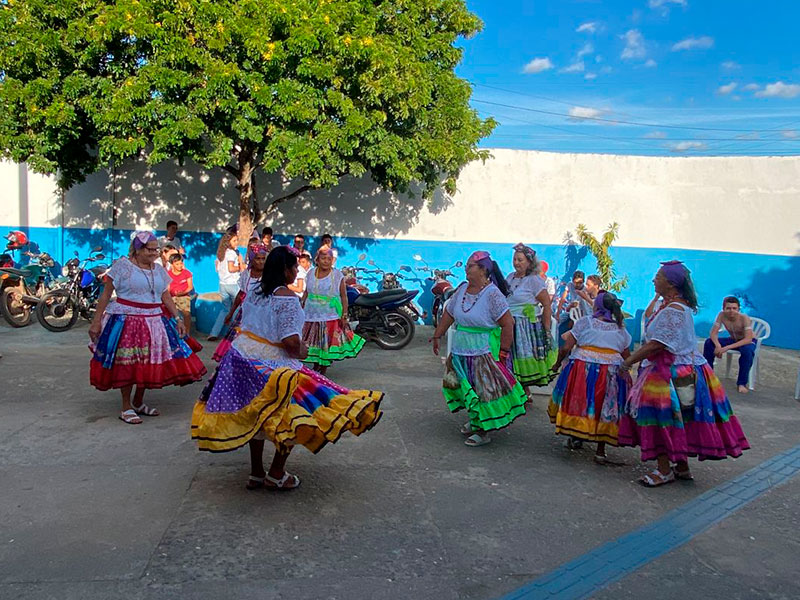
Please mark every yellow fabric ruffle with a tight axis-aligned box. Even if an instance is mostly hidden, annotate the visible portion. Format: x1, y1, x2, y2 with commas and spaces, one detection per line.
191, 367, 383, 453
547, 403, 620, 445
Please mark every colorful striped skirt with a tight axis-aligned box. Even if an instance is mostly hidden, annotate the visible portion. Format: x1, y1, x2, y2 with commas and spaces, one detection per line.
618, 360, 750, 462
211, 305, 242, 362
302, 319, 365, 366
510, 306, 557, 386
191, 348, 383, 453
443, 351, 528, 432
90, 312, 207, 391
547, 358, 632, 445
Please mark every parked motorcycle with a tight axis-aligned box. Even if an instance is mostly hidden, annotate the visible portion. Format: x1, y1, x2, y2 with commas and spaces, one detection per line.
362, 259, 425, 322
414, 255, 463, 327
346, 285, 420, 350
0, 249, 57, 327
36, 247, 108, 332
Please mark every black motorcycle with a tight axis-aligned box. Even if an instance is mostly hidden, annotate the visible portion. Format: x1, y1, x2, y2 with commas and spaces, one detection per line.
36, 248, 108, 332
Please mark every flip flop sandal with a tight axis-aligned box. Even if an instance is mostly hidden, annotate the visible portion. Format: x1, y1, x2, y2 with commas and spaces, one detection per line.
464, 433, 491, 447
119, 409, 143, 425
264, 472, 301, 491
674, 469, 694, 481
593, 454, 608, 465
132, 403, 160, 416
460, 422, 473, 435
639, 468, 675, 487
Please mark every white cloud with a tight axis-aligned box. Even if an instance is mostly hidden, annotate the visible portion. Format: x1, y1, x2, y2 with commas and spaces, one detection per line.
742, 83, 760, 91
585, 72, 598, 80
568, 106, 604, 121
595, 55, 604, 63
672, 36, 714, 51
717, 82, 737, 95
644, 59, 658, 68
522, 57, 554, 74
736, 132, 760, 140
576, 22, 597, 34
782, 130, 798, 139
754, 81, 800, 99
649, 0, 688, 8
668, 141, 708, 152
560, 61, 585, 74
644, 131, 667, 139
721, 61, 740, 71
577, 43, 594, 58
621, 30, 646, 60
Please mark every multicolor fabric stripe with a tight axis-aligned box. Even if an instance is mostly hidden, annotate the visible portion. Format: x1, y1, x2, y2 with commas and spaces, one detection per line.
302, 319, 365, 366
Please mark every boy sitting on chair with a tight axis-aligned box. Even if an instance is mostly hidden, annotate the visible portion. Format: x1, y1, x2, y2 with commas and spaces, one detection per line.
703, 296, 756, 394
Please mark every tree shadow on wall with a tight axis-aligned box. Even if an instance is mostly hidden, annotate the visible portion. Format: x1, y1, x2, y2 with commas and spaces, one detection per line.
561, 232, 589, 283
54, 157, 452, 262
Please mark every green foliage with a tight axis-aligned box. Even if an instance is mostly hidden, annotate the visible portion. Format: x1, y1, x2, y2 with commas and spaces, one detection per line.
0, 0, 495, 233
575, 222, 629, 293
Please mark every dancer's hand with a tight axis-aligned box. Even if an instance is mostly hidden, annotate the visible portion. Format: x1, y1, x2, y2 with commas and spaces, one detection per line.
430, 336, 440, 356
176, 319, 187, 337
298, 341, 309, 360
88, 321, 101, 343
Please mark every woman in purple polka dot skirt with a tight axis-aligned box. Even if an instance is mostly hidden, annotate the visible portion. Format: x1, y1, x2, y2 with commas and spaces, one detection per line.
191, 246, 384, 490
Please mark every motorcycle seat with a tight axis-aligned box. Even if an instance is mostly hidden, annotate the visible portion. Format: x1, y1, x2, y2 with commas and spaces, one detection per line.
0, 267, 31, 277
353, 288, 408, 307
90, 266, 109, 276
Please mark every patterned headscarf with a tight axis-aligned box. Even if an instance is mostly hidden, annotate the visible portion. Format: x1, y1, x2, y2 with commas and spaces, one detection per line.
131, 231, 156, 250
659, 260, 687, 287
592, 291, 622, 322
285, 245, 301, 257
469, 250, 502, 288
513, 243, 536, 265
246, 242, 269, 262
315, 244, 334, 259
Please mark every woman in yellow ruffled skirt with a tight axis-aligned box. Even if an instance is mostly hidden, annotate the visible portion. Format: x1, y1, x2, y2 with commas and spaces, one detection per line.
191, 246, 383, 490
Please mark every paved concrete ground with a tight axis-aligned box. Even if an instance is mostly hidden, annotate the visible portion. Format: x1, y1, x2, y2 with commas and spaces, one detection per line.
1, 321, 799, 600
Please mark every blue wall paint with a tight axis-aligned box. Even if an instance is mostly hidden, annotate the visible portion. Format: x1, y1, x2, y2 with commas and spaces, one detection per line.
3, 225, 798, 349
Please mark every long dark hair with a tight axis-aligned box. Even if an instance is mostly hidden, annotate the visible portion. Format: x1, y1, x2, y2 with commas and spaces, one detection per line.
602, 291, 626, 328
477, 260, 510, 296
677, 276, 699, 312
260, 246, 298, 296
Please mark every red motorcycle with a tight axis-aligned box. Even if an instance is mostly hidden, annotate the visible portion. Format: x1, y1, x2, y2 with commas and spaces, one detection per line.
414, 255, 463, 327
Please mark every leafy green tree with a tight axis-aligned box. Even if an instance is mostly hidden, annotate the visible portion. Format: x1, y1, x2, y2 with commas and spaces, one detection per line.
0, 0, 494, 237
575, 222, 629, 293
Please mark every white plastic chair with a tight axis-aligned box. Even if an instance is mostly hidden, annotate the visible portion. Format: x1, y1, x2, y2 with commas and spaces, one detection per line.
639, 311, 648, 345
568, 306, 582, 324
723, 317, 770, 391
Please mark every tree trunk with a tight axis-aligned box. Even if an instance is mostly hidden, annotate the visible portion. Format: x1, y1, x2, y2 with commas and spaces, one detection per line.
237, 151, 255, 243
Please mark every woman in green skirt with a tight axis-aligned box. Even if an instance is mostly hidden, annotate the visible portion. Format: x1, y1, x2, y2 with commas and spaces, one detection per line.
431, 251, 528, 447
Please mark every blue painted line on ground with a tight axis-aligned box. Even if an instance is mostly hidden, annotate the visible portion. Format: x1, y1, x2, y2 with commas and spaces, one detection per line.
499, 443, 800, 600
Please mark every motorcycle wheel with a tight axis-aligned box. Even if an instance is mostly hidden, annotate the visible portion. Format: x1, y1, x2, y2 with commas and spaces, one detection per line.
0, 288, 32, 327
432, 299, 441, 327
36, 289, 80, 332
373, 310, 415, 350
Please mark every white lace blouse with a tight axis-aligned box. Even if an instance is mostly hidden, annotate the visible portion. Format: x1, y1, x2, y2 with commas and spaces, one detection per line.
568, 316, 632, 365
105, 258, 170, 316
506, 273, 546, 316
304, 268, 344, 322
238, 269, 262, 295
233, 291, 305, 368
643, 302, 705, 366
445, 283, 510, 356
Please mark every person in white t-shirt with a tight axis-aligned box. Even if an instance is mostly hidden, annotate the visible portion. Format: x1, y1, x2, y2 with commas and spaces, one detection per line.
288, 251, 312, 298
208, 231, 245, 341
319, 234, 339, 266
158, 220, 185, 255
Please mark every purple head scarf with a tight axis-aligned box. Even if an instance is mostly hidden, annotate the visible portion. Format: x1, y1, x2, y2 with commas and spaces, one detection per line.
592, 291, 623, 322
246, 242, 269, 262
659, 260, 687, 287
469, 251, 502, 287
131, 231, 156, 250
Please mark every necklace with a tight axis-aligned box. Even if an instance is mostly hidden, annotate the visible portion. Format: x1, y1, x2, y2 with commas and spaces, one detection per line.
132, 257, 157, 301
461, 281, 490, 313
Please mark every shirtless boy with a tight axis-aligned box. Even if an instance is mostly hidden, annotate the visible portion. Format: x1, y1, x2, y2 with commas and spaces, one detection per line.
703, 296, 755, 393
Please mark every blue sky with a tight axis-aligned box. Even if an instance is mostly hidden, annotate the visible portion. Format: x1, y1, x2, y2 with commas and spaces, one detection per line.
458, 0, 800, 155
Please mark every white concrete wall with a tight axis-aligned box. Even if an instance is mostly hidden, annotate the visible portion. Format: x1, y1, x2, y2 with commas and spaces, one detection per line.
3, 149, 799, 258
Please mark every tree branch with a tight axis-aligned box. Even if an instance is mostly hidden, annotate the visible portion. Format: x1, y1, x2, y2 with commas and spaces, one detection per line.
221, 164, 240, 179
265, 184, 315, 215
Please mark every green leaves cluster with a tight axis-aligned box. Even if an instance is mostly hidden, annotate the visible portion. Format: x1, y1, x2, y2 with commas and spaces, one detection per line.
0, 0, 495, 223
575, 222, 629, 293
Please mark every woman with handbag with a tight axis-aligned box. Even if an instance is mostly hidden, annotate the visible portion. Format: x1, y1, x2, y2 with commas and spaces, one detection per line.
618, 261, 750, 487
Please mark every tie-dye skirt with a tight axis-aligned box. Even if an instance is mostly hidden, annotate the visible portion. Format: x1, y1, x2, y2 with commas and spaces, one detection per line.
510, 305, 557, 386
302, 319, 365, 366
618, 358, 750, 462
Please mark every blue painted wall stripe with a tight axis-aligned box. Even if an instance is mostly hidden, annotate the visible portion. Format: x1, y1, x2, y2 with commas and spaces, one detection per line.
498, 444, 800, 600
2, 225, 798, 348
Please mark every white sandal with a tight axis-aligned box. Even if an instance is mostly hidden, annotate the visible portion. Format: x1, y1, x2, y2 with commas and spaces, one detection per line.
264, 472, 301, 491
639, 468, 675, 487
119, 409, 142, 425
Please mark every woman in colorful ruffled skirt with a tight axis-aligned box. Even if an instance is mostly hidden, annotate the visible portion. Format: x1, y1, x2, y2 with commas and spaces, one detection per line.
192, 246, 383, 490
212, 242, 267, 361
548, 291, 633, 463
89, 231, 207, 425
505, 243, 557, 392
301, 246, 364, 375
431, 251, 528, 447
618, 260, 750, 487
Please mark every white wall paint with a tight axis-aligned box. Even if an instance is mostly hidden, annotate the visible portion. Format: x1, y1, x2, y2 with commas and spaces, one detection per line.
4, 149, 799, 257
